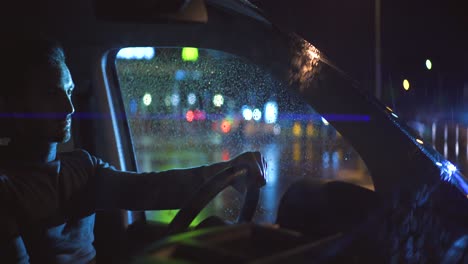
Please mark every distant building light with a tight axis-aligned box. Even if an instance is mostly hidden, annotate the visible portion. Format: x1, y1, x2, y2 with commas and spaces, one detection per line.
213, 94, 224, 107
403, 79, 410, 91
117, 47, 155, 60
143, 93, 152, 106
188, 93, 197, 105
253, 109, 262, 121
426, 59, 432, 70
182, 47, 199, 62
264, 101, 278, 124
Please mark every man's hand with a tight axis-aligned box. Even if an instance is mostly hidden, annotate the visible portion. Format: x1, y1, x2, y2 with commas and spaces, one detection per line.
229, 151, 267, 193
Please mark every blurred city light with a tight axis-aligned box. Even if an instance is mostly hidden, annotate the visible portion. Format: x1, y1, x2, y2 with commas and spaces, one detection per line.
164, 95, 171, 106
306, 123, 314, 137
175, 70, 186, 80
273, 124, 281, 135
143, 93, 152, 106
416, 138, 424, 144
182, 47, 199, 62
193, 109, 206, 121
403, 79, 410, 90
425, 59, 432, 70
129, 99, 138, 114
321, 117, 329, 126
213, 94, 224, 107
252, 109, 262, 121
292, 122, 302, 137
117, 47, 155, 60
391, 113, 399, 118
171, 93, 180, 106
188, 93, 197, 105
264, 101, 278, 124
242, 107, 253, 121
221, 120, 232, 133
186, 110, 194, 122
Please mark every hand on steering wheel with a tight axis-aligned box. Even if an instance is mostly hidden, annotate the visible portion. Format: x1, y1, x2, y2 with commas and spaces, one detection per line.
166, 152, 267, 235
229, 151, 268, 193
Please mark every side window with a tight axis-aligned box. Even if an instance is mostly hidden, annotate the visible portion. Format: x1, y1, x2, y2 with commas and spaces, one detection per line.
115, 47, 373, 224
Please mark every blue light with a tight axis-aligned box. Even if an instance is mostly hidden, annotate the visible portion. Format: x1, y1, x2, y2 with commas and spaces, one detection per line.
175, 70, 186, 81
391, 113, 399, 118
117, 47, 155, 60
441, 161, 458, 181
264, 101, 278, 124
129, 99, 138, 114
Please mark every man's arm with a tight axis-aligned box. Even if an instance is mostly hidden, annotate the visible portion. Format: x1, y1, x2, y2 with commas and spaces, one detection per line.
85, 150, 266, 211
93, 158, 230, 210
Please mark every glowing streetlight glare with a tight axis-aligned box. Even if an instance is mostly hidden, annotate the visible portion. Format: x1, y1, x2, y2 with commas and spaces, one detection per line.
188, 93, 196, 105
264, 101, 278, 124
213, 94, 224, 107
242, 108, 253, 121
403, 79, 410, 91
143, 93, 152, 106
425, 59, 432, 70
252, 109, 262, 121
321, 117, 329, 126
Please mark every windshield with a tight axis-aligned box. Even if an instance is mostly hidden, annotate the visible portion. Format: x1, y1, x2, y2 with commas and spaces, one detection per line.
115, 47, 373, 224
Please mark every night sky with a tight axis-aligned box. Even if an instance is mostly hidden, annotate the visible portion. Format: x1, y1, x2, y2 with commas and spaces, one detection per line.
253, 0, 467, 106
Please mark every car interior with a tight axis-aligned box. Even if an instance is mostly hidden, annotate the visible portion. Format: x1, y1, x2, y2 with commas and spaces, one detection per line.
5, 0, 467, 263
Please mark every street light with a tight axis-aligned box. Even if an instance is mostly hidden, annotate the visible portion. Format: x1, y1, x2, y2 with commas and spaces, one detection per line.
426, 59, 432, 70
403, 79, 410, 91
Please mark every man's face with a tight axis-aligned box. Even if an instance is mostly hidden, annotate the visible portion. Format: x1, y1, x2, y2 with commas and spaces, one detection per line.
12, 62, 75, 143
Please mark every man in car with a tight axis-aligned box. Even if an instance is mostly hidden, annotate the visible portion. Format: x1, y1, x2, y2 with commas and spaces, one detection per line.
0, 33, 267, 264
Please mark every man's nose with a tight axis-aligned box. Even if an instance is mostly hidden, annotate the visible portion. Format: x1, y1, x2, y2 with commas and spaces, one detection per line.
59, 93, 75, 117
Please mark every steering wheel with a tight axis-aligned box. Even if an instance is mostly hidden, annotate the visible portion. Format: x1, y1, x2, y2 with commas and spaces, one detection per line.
166, 166, 260, 235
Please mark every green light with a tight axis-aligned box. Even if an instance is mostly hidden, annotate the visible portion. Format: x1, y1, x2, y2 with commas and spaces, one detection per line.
145, 209, 208, 227
426, 59, 432, 70
182, 47, 199, 62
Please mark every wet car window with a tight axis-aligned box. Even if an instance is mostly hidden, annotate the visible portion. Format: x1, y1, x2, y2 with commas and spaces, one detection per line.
115, 47, 374, 224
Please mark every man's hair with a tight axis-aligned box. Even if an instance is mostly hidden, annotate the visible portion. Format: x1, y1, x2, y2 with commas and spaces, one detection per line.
1, 31, 66, 96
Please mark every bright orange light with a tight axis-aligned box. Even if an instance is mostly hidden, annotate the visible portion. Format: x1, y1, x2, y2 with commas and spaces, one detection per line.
186, 110, 194, 122
221, 120, 231, 133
